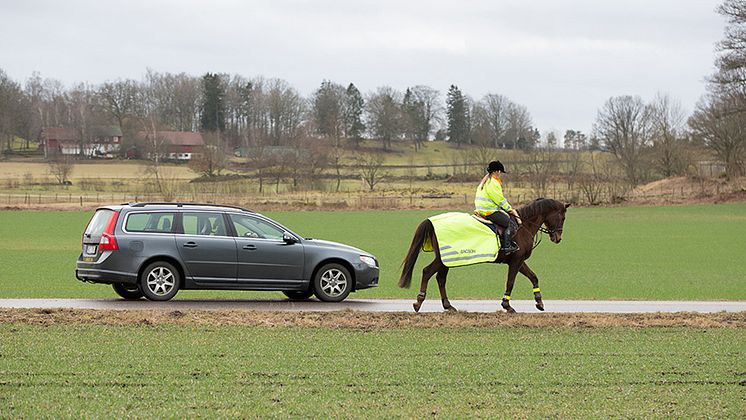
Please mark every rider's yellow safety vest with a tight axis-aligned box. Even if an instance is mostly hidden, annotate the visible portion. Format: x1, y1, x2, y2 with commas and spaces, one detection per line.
474, 176, 512, 216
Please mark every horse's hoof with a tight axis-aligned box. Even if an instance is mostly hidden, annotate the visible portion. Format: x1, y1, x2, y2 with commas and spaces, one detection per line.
535, 301, 545, 311
413, 302, 421, 313
505, 306, 516, 314
444, 306, 458, 313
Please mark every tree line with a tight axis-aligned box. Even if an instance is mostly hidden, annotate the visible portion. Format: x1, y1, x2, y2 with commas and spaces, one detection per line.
1, 0, 745, 186
0, 69, 542, 155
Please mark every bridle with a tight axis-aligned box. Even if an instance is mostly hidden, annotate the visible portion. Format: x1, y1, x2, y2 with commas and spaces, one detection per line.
517, 214, 563, 250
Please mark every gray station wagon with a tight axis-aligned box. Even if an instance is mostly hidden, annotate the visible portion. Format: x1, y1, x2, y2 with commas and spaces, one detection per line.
75, 203, 379, 301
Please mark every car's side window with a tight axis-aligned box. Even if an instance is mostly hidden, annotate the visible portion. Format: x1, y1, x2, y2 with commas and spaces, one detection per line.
182, 212, 228, 237
230, 214, 284, 240
125, 212, 176, 233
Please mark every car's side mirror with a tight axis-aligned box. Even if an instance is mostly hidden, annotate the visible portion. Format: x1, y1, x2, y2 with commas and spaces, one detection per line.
282, 232, 297, 244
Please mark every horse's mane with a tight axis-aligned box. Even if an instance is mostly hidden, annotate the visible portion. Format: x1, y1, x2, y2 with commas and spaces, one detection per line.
517, 198, 561, 220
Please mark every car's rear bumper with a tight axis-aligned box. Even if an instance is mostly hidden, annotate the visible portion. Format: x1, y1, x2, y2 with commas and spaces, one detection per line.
76, 255, 138, 285
353, 264, 379, 290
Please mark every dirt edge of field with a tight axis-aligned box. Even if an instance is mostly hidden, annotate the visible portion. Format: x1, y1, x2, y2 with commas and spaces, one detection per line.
0, 308, 743, 328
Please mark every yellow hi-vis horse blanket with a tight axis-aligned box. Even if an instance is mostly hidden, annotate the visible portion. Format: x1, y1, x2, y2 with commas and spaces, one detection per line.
422, 212, 499, 267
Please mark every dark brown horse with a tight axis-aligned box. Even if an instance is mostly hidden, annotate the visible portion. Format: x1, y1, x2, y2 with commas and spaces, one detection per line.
399, 198, 570, 313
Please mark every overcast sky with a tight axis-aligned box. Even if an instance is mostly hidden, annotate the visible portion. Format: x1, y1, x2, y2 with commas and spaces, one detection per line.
0, 0, 725, 137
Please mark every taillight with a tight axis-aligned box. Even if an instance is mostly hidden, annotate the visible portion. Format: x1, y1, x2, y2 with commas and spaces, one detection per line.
99, 211, 120, 251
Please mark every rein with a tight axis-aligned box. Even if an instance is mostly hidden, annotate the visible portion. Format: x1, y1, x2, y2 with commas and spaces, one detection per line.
517, 217, 561, 251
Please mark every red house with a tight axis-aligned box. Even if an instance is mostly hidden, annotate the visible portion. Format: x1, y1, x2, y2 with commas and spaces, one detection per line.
41, 126, 122, 158
136, 131, 204, 161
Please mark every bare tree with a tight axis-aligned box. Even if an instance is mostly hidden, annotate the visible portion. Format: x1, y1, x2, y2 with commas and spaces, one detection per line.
267, 79, 305, 147
689, 94, 746, 178
330, 145, 344, 192
48, 155, 75, 185
247, 143, 272, 193
577, 151, 606, 205
594, 95, 654, 186
475, 94, 510, 148
68, 84, 97, 157
366, 86, 403, 151
356, 152, 387, 191
524, 141, 558, 197
299, 136, 330, 185
712, 0, 746, 94
189, 131, 227, 178
506, 102, 534, 149
649, 93, 691, 177
0, 70, 27, 151
96, 79, 139, 130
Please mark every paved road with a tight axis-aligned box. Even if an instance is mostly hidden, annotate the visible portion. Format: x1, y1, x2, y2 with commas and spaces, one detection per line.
0, 298, 744, 313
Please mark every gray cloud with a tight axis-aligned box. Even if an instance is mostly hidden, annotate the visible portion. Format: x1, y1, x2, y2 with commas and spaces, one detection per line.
0, 0, 724, 135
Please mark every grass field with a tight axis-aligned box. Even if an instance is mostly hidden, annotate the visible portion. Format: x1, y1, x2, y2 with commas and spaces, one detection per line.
1, 203, 745, 300
1, 313, 743, 417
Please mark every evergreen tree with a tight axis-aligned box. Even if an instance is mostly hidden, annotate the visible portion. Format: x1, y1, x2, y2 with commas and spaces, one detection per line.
344, 83, 365, 144
313, 80, 345, 139
446, 85, 468, 147
200, 73, 225, 132
402, 88, 425, 150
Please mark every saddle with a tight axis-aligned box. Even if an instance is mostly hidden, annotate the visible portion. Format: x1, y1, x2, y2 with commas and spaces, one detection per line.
471, 213, 518, 236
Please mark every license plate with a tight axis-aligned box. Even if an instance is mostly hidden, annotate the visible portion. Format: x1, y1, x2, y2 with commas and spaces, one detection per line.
85, 245, 97, 255
82, 256, 95, 262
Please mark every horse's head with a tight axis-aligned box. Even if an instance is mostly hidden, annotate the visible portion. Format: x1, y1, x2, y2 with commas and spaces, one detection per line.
544, 201, 570, 244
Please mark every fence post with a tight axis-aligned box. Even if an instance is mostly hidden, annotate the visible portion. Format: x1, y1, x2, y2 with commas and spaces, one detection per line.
80, 196, 83, 206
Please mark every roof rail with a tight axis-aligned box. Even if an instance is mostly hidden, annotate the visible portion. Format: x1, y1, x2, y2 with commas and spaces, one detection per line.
127, 202, 254, 213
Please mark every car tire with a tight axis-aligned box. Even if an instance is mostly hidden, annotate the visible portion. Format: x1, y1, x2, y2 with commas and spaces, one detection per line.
282, 290, 314, 300
312, 263, 352, 302
139, 261, 180, 301
112, 283, 144, 300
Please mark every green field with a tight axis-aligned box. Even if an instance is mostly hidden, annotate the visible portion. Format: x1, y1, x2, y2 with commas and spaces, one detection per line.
1, 203, 745, 300
1, 321, 743, 417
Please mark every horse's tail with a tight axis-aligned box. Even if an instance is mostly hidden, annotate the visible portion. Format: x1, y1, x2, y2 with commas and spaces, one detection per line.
399, 219, 433, 288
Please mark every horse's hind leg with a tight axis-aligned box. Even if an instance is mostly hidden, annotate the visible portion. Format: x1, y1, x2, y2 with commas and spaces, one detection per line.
436, 266, 456, 312
519, 262, 544, 311
501, 262, 521, 313
413, 260, 439, 312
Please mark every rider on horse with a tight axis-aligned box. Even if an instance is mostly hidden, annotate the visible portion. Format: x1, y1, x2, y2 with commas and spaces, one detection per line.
475, 160, 522, 254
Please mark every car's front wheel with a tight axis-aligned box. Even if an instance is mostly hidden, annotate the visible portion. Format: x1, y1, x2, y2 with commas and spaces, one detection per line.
313, 263, 352, 302
112, 283, 144, 300
283, 290, 314, 300
140, 261, 180, 301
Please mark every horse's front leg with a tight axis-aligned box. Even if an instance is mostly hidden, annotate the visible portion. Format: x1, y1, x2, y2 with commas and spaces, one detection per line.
519, 262, 544, 311
435, 266, 456, 312
501, 262, 521, 313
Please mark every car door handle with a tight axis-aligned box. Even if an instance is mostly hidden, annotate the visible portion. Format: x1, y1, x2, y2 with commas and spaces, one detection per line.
183, 242, 198, 248
242, 244, 257, 250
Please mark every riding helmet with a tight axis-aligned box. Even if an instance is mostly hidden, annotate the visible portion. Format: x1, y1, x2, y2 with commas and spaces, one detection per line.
487, 160, 507, 173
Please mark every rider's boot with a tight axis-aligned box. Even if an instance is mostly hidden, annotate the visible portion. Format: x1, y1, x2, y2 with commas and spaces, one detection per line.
500, 223, 519, 254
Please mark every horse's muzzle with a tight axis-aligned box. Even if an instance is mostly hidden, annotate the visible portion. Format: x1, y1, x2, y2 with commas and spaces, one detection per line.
551, 232, 562, 243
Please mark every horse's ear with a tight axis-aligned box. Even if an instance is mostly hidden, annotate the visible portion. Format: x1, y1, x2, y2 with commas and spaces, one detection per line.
565, 203, 571, 208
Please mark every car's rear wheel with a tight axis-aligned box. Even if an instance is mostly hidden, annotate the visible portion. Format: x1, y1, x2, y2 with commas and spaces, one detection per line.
140, 261, 180, 301
112, 283, 144, 300
283, 290, 314, 300
313, 263, 352, 302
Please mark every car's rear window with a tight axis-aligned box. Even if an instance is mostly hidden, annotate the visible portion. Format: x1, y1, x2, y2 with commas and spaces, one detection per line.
85, 209, 114, 236
125, 212, 176, 233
